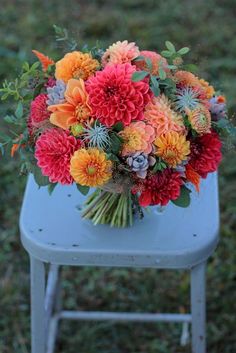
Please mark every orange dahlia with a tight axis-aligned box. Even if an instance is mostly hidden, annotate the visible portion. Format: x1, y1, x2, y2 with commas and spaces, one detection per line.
70, 148, 112, 187
135, 50, 169, 76
144, 95, 185, 137
186, 105, 211, 135
55, 51, 99, 83
48, 79, 91, 130
154, 131, 190, 168
174, 71, 201, 87
119, 121, 155, 156
102, 40, 140, 66
199, 79, 215, 99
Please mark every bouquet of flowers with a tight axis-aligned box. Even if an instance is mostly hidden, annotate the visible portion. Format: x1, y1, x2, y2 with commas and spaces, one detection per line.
1, 32, 235, 227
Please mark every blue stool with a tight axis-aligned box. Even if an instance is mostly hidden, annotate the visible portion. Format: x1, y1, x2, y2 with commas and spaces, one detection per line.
20, 172, 219, 353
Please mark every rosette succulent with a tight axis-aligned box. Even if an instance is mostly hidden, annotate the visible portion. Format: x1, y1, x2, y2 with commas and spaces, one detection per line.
209, 96, 227, 121
46, 79, 66, 105
126, 152, 155, 178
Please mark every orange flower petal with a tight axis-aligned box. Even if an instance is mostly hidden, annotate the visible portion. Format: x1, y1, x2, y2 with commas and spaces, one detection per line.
32, 50, 54, 72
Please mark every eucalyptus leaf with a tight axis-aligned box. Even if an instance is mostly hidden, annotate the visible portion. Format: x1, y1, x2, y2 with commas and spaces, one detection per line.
31, 165, 50, 186
131, 71, 149, 82
165, 41, 176, 53
48, 183, 57, 195
113, 122, 124, 132
171, 185, 191, 208
161, 50, 172, 58
178, 47, 190, 55
15, 102, 23, 119
76, 184, 90, 196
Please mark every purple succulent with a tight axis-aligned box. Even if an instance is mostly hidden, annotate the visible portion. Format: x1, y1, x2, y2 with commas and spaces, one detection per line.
209, 96, 227, 121
126, 152, 156, 179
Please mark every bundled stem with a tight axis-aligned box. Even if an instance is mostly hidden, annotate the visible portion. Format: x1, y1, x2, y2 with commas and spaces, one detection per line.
81, 189, 140, 227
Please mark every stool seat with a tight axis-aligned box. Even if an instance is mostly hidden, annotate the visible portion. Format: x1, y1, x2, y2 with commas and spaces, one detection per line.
20, 173, 219, 269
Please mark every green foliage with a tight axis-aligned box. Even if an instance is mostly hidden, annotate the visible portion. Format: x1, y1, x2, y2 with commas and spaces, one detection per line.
53, 24, 78, 51
131, 70, 149, 82
171, 185, 191, 208
76, 184, 90, 196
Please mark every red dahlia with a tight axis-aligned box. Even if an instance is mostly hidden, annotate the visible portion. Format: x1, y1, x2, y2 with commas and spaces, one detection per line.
35, 128, 82, 184
189, 131, 222, 178
86, 63, 152, 127
30, 93, 50, 127
136, 169, 183, 207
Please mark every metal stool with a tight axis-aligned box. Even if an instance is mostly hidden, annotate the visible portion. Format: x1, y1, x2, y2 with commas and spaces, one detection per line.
20, 172, 219, 353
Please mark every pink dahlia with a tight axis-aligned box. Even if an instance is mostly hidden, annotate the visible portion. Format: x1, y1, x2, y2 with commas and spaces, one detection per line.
102, 40, 140, 66
30, 93, 50, 128
134, 169, 183, 207
189, 131, 222, 178
86, 63, 152, 127
35, 128, 82, 184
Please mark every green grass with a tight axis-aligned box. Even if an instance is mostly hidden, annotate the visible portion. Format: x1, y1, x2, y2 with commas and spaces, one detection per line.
0, 1, 236, 352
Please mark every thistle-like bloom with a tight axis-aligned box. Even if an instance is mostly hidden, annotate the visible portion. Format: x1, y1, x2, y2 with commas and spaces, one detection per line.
185, 164, 200, 192
48, 79, 91, 130
154, 131, 190, 168
46, 80, 66, 106
70, 148, 112, 187
102, 40, 140, 66
175, 87, 201, 112
144, 95, 185, 137
55, 51, 99, 83
119, 121, 155, 156
83, 122, 111, 149
187, 105, 211, 135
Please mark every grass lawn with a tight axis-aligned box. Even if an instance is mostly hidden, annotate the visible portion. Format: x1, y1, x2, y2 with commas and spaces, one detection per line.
0, 1, 235, 352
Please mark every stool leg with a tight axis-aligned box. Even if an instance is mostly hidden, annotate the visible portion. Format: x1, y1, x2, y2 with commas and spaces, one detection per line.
30, 256, 46, 353
190, 262, 206, 353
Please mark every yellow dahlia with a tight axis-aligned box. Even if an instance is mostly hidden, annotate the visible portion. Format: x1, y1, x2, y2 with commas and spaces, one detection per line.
70, 148, 112, 187
102, 40, 140, 66
144, 95, 185, 137
154, 131, 190, 168
55, 51, 99, 83
119, 121, 155, 156
187, 105, 211, 135
199, 79, 215, 99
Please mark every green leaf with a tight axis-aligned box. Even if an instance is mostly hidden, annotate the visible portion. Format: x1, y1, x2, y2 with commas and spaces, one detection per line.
113, 122, 124, 132
145, 57, 153, 70
76, 184, 90, 196
107, 153, 120, 162
161, 50, 172, 58
15, 102, 23, 119
132, 55, 145, 62
165, 41, 176, 53
178, 47, 190, 55
150, 75, 160, 96
48, 183, 57, 195
159, 68, 167, 80
171, 185, 191, 208
31, 165, 50, 186
131, 71, 149, 82
0, 143, 5, 155
110, 132, 123, 154
4, 115, 16, 124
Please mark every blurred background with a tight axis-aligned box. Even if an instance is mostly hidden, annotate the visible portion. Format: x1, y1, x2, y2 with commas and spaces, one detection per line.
0, 1, 235, 352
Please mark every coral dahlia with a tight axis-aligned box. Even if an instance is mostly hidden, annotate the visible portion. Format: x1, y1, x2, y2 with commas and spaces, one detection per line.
154, 131, 190, 168
86, 63, 152, 127
35, 128, 82, 184
189, 131, 222, 178
135, 50, 169, 76
119, 121, 155, 156
144, 95, 185, 137
102, 40, 140, 66
136, 169, 183, 207
70, 148, 112, 187
48, 79, 91, 130
55, 51, 99, 83
30, 94, 50, 128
